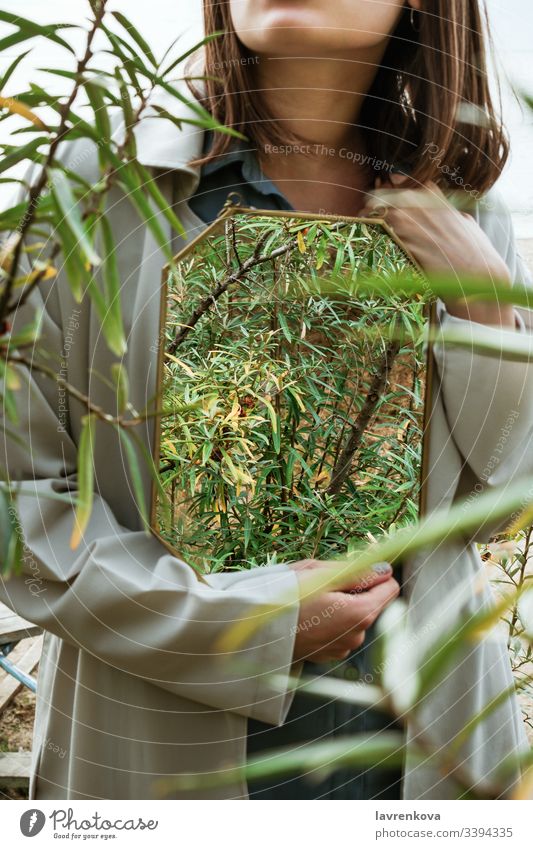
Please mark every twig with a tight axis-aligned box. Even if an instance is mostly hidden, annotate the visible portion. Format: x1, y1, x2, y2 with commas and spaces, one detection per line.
326, 338, 401, 496
168, 234, 295, 354
0, 0, 108, 321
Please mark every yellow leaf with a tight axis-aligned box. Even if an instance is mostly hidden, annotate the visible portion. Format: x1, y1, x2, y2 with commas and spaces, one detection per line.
13, 265, 57, 289
0, 95, 47, 129
505, 502, 533, 537
5, 364, 21, 390
297, 230, 306, 254
165, 352, 196, 377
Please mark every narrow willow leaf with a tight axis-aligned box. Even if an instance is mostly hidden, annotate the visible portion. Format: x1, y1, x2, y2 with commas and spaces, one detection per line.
116, 166, 172, 262
133, 162, 185, 237
110, 363, 130, 414
160, 31, 225, 77
50, 197, 88, 302
125, 426, 173, 532
111, 12, 157, 68
0, 490, 24, 577
415, 591, 515, 700
99, 216, 127, 356
0, 49, 31, 89
161, 732, 407, 794
0, 95, 47, 129
115, 426, 150, 532
3, 363, 21, 391
85, 81, 111, 141
218, 476, 533, 652
70, 414, 97, 550
7, 315, 41, 348
378, 599, 419, 713
0, 488, 14, 570
49, 168, 101, 268
0, 12, 75, 54
518, 586, 533, 639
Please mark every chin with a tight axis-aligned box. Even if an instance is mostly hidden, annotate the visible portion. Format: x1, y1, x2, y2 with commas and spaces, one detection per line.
235, 6, 393, 57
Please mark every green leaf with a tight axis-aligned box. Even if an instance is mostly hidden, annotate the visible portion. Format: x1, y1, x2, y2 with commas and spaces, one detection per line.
0, 138, 46, 176
163, 732, 407, 794
51, 197, 88, 302
111, 363, 130, 414
220, 476, 533, 652
114, 164, 173, 262
127, 426, 172, 531
0, 12, 76, 54
0, 490, 24, 577
49, 168, 101, 268
70, 414, 97, 550
133, 161, 185, 237
99, 216, 127, 356
85, 81, 111, 141
0, 49, 32, 90
111, 12, 157, 68
116, 426, 150, 532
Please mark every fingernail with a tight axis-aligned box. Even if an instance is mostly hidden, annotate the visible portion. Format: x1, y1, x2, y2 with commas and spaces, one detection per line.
372, 562, 392, 575
389, 172, 405, 185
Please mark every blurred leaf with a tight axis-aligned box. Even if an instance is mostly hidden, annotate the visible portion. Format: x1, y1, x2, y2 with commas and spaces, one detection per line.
416, 591, 515, 701
111, 12, 157, 68
0, 138, 46, 175
0, 49, 32, 89
126, 426, 173, 532
0, 489, 23, 577
115, 426, 150, 532
160, 31, 225, 77
0, 95, 47, 129
378, 598, 419, 713
219, 476, 533, 651
111, 363, 130, 415
160, 732, 407, 794
49, 168, 101, 268
99, 216, 127, 356
0, 11, 76, 54
85, 81, 111, 141
518, 586, 533, 639
70, 414, 97, 550
133, 161, 185, 237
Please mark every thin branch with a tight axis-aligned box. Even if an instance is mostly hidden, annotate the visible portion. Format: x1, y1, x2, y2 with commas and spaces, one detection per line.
326, 338, 401, 496
0, 0, 108, 320
168, 234, 295, 354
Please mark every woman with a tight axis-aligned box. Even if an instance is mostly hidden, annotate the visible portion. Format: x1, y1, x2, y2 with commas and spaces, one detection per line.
1, 0, 531, 800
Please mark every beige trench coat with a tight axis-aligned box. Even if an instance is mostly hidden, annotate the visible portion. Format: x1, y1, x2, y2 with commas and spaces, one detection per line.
1, 88, 532, 800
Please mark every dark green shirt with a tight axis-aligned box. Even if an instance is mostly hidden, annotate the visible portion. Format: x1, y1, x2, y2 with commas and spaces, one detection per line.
188, 135, 403, 800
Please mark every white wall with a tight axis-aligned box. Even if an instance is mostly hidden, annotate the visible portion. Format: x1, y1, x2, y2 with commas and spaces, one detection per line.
0, 1, 532, 233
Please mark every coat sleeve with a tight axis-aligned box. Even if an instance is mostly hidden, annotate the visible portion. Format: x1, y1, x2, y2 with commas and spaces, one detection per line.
430, 189, 533, 538
0, 159, 301, 728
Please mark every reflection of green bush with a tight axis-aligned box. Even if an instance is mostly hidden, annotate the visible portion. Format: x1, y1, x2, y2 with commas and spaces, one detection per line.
156, 214, 430, 572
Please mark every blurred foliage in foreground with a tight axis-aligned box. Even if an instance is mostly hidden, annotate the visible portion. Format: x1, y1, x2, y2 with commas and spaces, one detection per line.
0, 0, 532, 800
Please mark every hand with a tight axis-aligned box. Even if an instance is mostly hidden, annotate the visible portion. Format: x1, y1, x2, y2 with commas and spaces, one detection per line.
290, 559, 400, 663
360, 175, 516, 328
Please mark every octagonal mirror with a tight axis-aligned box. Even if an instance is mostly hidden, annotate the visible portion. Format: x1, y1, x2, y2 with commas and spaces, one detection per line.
150, 207, 434, 573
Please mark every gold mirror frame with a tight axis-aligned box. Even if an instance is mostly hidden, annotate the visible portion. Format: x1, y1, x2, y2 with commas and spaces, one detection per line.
150, 206, 435, 572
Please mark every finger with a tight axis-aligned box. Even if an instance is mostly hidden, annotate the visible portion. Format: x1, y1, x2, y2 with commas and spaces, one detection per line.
351, 577, 400, 628
344, 562, 394, 593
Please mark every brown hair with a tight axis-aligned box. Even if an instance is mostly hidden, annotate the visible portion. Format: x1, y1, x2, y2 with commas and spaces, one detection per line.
188, 0, 508, 197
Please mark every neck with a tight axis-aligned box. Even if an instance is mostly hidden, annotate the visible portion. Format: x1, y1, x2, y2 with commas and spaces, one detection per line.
254, 48, 387, 149
251, 49, 389, 215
